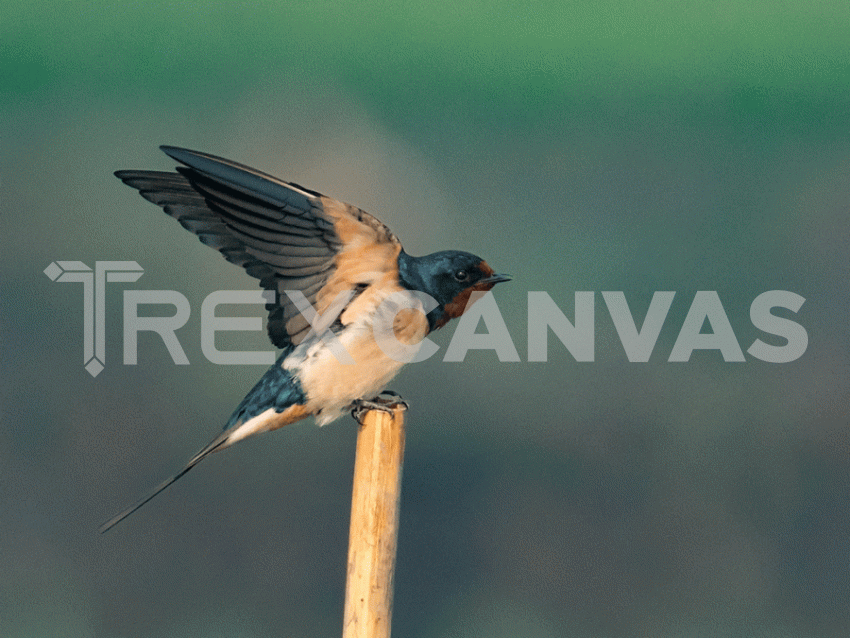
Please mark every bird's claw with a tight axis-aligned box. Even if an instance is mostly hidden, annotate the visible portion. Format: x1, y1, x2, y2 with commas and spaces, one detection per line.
377, 390, 409, 407
350, 391, 409, 423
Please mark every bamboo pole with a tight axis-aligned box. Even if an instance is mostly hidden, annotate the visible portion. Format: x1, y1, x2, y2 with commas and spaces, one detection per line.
342, 406, 406, 638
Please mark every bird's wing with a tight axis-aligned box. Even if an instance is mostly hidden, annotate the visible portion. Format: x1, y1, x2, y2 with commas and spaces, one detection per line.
115, 146, 402, 347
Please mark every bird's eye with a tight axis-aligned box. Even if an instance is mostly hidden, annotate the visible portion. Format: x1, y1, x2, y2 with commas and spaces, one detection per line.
454, 269, 469, 282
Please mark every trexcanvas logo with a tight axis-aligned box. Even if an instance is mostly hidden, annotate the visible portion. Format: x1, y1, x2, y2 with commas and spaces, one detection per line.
45, 261, 809, 377
43, 261, 145, 377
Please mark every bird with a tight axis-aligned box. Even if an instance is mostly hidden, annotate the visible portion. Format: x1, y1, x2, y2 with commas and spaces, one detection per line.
100, 145, 509, 532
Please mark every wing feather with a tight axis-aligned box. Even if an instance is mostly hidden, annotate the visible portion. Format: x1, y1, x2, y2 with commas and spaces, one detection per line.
115, 146, 401, 348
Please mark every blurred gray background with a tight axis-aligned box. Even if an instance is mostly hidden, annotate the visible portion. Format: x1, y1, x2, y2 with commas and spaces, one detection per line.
2, 2, 848, 637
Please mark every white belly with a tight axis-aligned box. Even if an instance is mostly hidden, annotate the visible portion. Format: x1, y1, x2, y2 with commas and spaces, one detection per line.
285, 325, 420, 426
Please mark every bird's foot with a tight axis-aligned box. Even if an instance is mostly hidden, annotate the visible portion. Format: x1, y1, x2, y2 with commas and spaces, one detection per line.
377, 390, 409, 408
350, 391, 409, 423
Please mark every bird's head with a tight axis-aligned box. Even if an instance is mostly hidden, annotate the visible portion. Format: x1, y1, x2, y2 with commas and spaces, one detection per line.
398, 250, 511, 331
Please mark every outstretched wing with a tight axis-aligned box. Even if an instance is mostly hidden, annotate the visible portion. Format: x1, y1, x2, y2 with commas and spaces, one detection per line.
115, 146, 402, 347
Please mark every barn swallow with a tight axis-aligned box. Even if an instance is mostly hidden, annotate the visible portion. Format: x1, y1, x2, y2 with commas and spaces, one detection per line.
100, 146, 509, 532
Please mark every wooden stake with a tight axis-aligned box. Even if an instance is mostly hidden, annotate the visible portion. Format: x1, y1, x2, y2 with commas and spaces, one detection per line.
342, 406, 406, 638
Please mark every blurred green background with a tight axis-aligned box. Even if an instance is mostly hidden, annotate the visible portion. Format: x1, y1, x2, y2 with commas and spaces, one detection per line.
2, 2, 848, 636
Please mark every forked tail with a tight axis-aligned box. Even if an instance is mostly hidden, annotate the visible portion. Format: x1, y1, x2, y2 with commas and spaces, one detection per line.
99, 431, 230, 533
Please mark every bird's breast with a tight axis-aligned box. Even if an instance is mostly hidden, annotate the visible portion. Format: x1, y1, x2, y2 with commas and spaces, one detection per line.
284, 286, 429, 425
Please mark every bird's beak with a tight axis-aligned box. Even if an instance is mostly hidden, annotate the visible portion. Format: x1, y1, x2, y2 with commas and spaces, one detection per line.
481, 273, 511, 285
